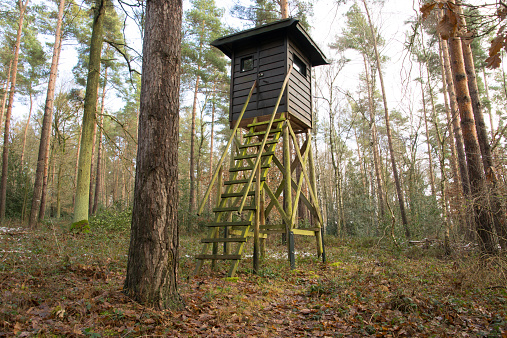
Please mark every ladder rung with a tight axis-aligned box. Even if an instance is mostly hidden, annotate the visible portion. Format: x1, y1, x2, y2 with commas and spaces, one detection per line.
213, 206, 256, 212
229, 163, 270, 172
247, 118, 285, 128
201, 238, 247, 243
234, 152, 274, 160
224, 178, 265, 185
244, 128, 282, 137
238, 139, 279, 149
222, 191, 255, 198
207, 221, 251, 227
195, 254, 241, 260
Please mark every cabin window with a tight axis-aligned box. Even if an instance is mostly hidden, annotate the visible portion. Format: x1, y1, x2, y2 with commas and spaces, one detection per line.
240, 56, 254, 72
293, 54, 306, 77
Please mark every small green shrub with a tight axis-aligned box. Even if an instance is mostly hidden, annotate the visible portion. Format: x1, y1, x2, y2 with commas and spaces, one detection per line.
89, 207, 132, 232
70, 220, 90, 233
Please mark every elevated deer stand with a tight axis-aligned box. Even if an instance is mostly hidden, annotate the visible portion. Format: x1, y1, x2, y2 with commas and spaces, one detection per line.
194, 19, 329, 277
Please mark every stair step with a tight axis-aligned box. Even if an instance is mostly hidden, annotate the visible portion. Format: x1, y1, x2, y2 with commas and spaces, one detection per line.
222, 191, 255, 198
234, 151, 274, 160
196, 254, 241, 260
207, 221, 251, 227
224, 178, 265, 185
238, 139, 279, 149
213, 205, 256, 212
244, 128, 282, 138
229, 163, 270, 172
247, 118, 285, 128
201, 238, 247, 243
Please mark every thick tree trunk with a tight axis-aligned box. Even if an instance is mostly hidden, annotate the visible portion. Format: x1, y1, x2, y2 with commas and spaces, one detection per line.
447, 26, 496, 253
440, 34, 474, 241
0, 0, 28, 223
124, 0, 183, 310
482, 68, 494, 140
20, 92, 33, 168
363, 0, 410, 238
73, 0, 107, 224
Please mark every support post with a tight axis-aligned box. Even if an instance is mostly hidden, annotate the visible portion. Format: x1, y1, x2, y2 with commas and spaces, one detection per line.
283, 121, 293, 263
308, 131, 323, 258
253, 160, 260, 274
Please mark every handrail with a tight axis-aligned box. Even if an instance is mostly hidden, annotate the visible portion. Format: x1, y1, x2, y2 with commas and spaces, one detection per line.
197, 80, 257, 215
237, 65, 293, 214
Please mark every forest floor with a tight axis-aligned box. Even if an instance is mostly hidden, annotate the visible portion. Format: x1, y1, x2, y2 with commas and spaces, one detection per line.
0, 221, 506, 337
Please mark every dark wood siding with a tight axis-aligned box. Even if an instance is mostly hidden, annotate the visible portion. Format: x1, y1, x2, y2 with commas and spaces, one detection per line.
287, 38, 312, 129
230, 38, 287, 125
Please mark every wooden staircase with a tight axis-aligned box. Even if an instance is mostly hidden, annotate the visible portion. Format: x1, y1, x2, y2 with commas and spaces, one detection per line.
195, 116, 285, 277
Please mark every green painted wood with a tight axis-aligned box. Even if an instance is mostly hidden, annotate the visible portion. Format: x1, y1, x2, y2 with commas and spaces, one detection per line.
207, 221, 251, 227
224, 178, 265, 185
234, 151, 274, 160
213, 205, 256, 212
238, 139, 279, 149
243, 128, 282, 138
246, 117, 286, 128
229, 163, 270, 172
222, 191, 255, 198
292, 228, 320, 236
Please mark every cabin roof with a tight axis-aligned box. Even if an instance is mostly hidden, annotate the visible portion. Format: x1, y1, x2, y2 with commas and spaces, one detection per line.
211, 18, 329, 67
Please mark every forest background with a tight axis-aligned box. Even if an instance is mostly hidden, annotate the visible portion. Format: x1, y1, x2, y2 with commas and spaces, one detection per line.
0, 0, 506, 251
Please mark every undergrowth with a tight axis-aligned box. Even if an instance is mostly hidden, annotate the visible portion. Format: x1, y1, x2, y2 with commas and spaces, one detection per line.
0, 222, 505, 336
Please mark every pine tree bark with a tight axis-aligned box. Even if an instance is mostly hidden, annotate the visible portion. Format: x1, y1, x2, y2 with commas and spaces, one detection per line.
124, 0, 184, 310
440, 35, 472, 207
73, 0, 107, 224
457, 14, 507, 248
447, 23, 496, 253
363, 0, 410, 238
39, 137, 51, 221
0, 0, 29, 223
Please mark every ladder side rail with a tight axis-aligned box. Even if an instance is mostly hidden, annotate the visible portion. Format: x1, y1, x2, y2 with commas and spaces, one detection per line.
197, 80, 257, 215
238, 66, 293, 214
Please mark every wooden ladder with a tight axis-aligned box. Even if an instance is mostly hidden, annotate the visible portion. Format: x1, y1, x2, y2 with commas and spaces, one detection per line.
194, 116, 286, 277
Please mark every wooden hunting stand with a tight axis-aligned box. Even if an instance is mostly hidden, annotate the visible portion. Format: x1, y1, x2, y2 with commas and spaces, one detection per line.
194, 19, 329, 277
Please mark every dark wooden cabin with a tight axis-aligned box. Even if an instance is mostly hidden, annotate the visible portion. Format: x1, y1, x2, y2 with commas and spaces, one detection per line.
211, 18, 328, 132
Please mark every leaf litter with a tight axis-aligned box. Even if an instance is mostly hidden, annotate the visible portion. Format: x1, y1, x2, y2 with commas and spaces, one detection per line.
0, 223, 505, 337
